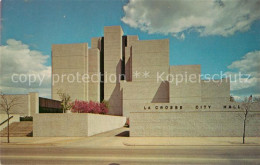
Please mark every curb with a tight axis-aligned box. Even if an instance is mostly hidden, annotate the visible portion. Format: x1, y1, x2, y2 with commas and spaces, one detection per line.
123, 142, 260, 146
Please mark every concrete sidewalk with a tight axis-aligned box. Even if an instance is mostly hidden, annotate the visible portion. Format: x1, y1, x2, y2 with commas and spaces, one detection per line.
1, 127, 259, 147
0, 137, 86, 147
1, 136, 260, 148
123, 137, 260, 146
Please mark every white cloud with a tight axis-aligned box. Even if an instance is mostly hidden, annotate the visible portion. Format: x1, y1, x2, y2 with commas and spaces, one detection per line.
227, 75, 258, 91
228, 51, 260, 77
232, 95, 242, 102
173, 33, 185, 40
0, 39, 51, 98
225, 50, 260, 99
121, 0, 260, 37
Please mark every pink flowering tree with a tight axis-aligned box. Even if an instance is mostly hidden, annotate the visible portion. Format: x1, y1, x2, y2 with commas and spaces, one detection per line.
71, 100, 109, 114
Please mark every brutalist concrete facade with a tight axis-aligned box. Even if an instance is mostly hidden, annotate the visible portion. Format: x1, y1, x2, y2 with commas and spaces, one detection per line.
52, 26, 231, 117
51, 25, 260, 137
130, 103, 260, 137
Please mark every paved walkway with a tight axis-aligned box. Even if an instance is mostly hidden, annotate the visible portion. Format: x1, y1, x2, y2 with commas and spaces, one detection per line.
92, 127, 129, 137
124, 137, 260, 146
1, 127, 260, 148
2, 127, 260, 164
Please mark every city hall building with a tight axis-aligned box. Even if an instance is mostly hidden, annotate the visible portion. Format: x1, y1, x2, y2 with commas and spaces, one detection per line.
52, 26, 231, 116
51, 26, 260, 137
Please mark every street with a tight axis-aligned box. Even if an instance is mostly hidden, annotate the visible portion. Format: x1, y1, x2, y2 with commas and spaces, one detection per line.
1, 145, 260, 164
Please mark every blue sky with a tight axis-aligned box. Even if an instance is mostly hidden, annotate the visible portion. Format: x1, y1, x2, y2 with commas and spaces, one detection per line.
1, 0, 260, 100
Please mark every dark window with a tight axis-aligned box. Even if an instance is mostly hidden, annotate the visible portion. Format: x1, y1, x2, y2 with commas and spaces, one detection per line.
121, 36, 127, 80
100, 37, 104, 102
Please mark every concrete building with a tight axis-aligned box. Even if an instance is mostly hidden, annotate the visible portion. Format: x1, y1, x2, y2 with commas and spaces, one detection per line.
0, 93, 39, 131
51, 26, 260, 137
0, 93, 39, 117
52, 26, 231, 117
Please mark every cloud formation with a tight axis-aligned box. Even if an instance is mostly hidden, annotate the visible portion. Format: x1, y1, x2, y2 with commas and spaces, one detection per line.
0, 39, 51, 98
228, 51, 260, 78
226, 50, 260, 100
122, 0, 260, 37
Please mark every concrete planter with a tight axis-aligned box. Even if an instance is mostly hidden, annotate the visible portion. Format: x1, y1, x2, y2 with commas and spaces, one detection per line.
65, 110, 71, 113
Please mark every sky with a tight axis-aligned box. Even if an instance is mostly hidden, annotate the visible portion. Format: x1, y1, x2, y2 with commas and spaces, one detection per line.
0, 0, 260, 101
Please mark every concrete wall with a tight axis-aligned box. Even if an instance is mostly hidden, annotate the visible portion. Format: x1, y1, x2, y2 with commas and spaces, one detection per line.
169, 65, 201, 103
91, 37, 101, 50
125, 35, 138, 81
87, 113, 126, 136
33, 113, 126, 137
0, 114, 20, 131
122, 39, 170, 117
0, 93, 39, 116
130, 103, 260, 137
131, 39, 169, 82
141, 102, 242, 111
52, 43, 88, 101
123, 101, 242, 118
125, 46, 132, 81
29, 92, 39, 116
201, 79, 230, 103
122, 81, 169, 117
52, 42, 102, 102
88, 48, 100, 102
104, 26, 123, 115
0, 94, 29, 116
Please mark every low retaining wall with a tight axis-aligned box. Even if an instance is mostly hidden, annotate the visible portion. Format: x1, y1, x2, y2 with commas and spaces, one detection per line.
130, 110, 260, 137
33, 113, 126, 137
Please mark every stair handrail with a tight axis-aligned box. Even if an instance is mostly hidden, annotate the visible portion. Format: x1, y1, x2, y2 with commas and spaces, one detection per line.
0, 116, 14, 126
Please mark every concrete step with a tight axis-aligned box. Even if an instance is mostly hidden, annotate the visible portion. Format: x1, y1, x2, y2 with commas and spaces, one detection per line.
0, 121, 33, 137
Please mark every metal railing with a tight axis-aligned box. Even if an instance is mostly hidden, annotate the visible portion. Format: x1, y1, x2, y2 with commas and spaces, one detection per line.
0, 116, 14, 126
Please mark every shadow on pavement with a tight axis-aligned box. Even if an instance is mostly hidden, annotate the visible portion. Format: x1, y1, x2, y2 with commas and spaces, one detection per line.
116, 131, 129, 137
